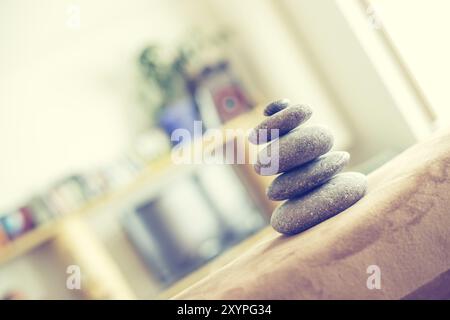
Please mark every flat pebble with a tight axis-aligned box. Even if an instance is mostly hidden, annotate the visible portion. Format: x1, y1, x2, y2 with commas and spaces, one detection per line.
254, 125, 333, 175
248, 104, 312, 145
264, 98, 291, 116
267, 151, 350, 201
270, 172, 368, 235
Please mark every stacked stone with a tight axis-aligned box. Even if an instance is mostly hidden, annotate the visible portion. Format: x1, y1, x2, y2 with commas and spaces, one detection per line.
249, 99, 368, 235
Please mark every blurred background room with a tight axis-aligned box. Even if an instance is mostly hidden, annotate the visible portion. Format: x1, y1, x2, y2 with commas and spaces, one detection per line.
1, 0, 450, 299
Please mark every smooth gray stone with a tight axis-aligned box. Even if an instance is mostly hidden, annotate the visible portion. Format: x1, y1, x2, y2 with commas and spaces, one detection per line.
254, 125, 334, 175
267, 151, 350, 201
264, 98, 290, 116
248, 104, 312, 145
271, 172, 368, 235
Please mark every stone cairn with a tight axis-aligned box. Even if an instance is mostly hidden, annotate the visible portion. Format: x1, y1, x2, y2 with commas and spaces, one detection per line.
248, 99, 368, 235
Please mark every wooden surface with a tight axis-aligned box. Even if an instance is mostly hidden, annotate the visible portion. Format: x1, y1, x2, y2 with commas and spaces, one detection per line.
175, 129, 450, 299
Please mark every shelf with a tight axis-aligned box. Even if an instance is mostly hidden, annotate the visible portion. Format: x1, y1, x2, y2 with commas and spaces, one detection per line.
0, 221, 60, 265
0, 154, 175, 266
0, 106, 265, 266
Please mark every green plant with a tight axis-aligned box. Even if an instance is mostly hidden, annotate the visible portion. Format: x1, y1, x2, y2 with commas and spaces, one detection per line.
138, 29, 230, 110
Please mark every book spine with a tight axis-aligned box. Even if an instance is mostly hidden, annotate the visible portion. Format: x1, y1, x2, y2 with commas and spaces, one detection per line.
27, 196, 53, 226
1, 209, 29, 240
0, 215, 10, 246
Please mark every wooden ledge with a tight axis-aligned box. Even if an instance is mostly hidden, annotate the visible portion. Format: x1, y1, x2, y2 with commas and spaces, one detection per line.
175, 129, 450, 299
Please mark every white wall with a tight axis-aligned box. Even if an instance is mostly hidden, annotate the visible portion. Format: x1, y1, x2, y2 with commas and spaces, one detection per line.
0, 0, 212, 210
371, 0, 450, 126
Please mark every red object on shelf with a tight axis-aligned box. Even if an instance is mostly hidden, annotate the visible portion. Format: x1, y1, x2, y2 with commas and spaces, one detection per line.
19, 207, 35, 231
212, 84, 252, 123
196, 61, 254, 128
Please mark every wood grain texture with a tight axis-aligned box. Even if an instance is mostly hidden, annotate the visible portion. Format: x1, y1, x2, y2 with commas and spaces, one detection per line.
175, 129, 450, 299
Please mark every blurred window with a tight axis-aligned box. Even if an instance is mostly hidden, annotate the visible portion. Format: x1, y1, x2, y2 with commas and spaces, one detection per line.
368, 0, 450, 127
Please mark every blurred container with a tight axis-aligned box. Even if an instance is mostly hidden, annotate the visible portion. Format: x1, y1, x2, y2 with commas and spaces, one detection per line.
122, 165, 265, 286
157, 96, 202, 146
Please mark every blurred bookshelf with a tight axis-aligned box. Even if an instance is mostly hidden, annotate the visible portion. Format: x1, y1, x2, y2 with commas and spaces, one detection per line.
0, 153, 175, 265
0, 105, 276, 299
0, 221, 59, 265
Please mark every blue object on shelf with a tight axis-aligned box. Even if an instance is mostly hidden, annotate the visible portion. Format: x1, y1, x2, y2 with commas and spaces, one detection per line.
158, 97, 202, 146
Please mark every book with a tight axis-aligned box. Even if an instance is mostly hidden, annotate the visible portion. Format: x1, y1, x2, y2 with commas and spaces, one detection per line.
0, 216, 9, 246
27, 196, 54, 226
1, 210, 29, 240
19, 207, 35, 231
45, 188, 69, 216
54, 178, 86, 213
78, 170, 109, 200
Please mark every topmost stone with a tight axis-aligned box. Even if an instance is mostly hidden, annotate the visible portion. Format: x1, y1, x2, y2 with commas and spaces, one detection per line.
264, 98, 291, 116
249, 104, 312, 145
